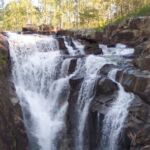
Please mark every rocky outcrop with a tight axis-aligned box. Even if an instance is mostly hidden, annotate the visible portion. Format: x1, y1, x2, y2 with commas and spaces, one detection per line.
22, 24, 55, 35
56, 17, 150, 150
57, 29, 103, 43
56, 37, 68, 54
84, 42, 102, 55
0, 34, 28, 150
103, 17, 150, 72
22, 24, 38, 34
119, 95, 150, 150
116, 68, 150, 103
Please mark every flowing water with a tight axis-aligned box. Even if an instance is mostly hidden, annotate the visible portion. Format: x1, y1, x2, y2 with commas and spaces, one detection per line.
100, 69, 134, 150
75, 55, 110, 150
8, 33, 75, 150
8, 33, 134, 150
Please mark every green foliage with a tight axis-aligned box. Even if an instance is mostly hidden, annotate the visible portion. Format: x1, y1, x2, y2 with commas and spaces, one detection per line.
0, 0, 150, 31
79, 7, 99, 27
1, 0, 40, 31
111, 5, 150, 26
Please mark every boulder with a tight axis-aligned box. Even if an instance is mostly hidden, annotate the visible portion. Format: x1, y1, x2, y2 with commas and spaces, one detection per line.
90, 77, 118, 114
99, 64, 117, 76
84, 43, 103, 55
96, 77, 118, 96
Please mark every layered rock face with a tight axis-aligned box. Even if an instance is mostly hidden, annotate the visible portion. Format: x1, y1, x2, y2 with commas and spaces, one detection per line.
96, 17, 150, 150
0, 34, 28, 150
56, 17, 150, 150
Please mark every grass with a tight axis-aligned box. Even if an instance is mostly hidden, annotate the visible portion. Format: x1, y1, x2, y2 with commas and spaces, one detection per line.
95, 5, 150, 31
114, 5, 150, 24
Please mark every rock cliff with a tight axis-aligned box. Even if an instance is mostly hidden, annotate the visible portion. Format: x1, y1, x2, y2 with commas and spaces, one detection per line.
0, 34, 28, 150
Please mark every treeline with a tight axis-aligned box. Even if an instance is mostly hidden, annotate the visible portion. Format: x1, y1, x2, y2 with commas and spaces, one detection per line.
0, 0, 150, 31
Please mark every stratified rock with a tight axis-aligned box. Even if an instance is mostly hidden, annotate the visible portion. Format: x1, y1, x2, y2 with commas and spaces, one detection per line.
57, 29, 103, 43
122, 95, 150, 150
56, 37, 68, 54
0, 34, 28, 150
116, 69, 150, 103
134, 56, 150, 71
112, 30, 138, 43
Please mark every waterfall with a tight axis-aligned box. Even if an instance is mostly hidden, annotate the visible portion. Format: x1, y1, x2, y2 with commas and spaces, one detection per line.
8, 33, 76, 150
7, 32, 135, 150
100, 69, 134, 150
75, 55, 109, 150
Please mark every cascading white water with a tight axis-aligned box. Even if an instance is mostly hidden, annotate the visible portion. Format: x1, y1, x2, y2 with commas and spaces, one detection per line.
99, 43, 134, 56
76, 55, 110, 150
101, 69, 134, 150
8, 33, 77, 150
64, 37, 85, 56
7, 32, 135, 150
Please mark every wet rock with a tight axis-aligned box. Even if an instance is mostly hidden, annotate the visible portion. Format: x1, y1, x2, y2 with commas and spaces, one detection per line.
69, 77, 83, 90
65, 37, 76, 49
116, 69, 150, 103
84, 43, 103, 55
56, 37, 68, 54
68, 59, 77, 75
90, 77, 118, 112
96, 77, 118, 96
91, 94, 116, 113
99, 64, 117, 76
67, 77, 83, 149
0, 34, 28, 150
63, 55, 85, 59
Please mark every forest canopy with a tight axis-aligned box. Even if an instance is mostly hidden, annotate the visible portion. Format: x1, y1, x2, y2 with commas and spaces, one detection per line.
0, 0, 150, 31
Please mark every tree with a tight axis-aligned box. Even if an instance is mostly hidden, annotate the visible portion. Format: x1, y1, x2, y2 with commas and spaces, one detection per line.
2, 0, 40, 31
